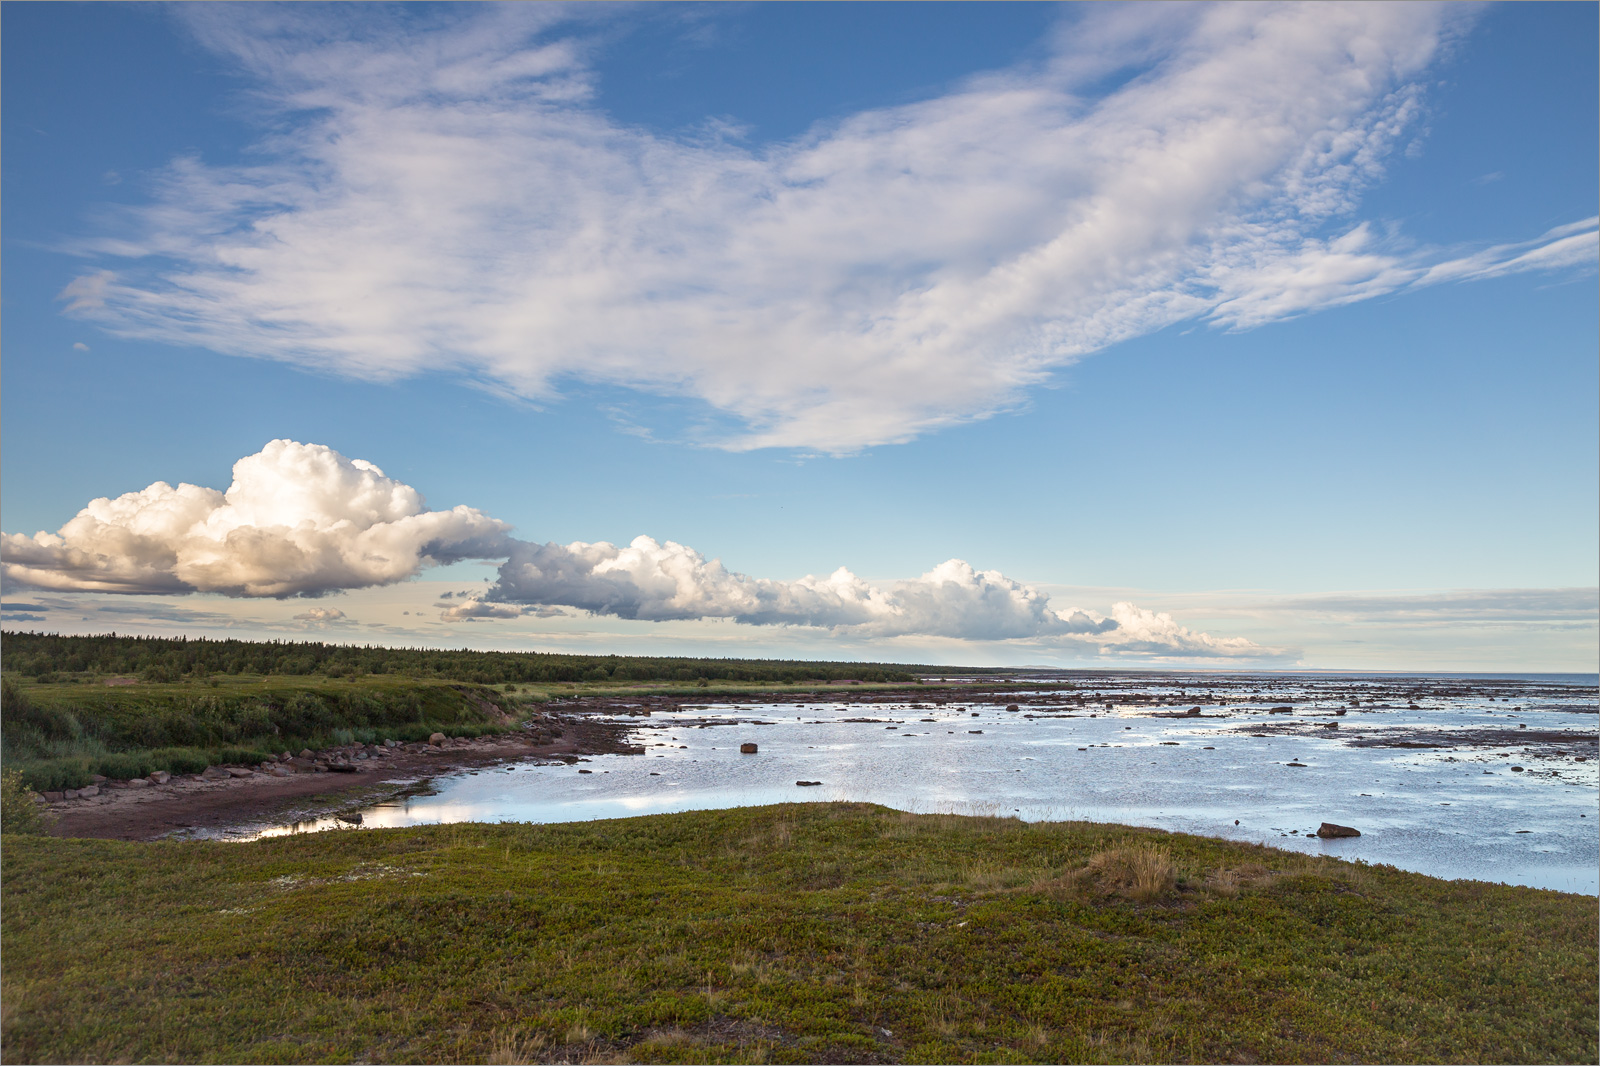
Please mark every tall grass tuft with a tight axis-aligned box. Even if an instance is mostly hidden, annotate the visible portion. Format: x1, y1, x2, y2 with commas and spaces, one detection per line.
1074, 843, 1178, 901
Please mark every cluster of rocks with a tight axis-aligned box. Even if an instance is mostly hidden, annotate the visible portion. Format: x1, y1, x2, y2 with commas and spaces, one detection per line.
32, 728, 561, 805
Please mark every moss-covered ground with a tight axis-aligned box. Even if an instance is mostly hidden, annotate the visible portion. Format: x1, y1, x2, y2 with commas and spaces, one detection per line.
2, 803, 1594, 1064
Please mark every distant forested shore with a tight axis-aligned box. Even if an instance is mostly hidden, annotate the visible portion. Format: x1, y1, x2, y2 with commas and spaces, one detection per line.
0, 631, 943, 791
1, 631, 931, 685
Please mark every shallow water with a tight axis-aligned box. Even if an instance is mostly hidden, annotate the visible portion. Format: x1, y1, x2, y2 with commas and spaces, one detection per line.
241, 673, 1599, 893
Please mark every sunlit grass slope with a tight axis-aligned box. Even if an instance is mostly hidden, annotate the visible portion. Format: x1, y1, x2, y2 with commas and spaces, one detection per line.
3, 803, 1594, 1064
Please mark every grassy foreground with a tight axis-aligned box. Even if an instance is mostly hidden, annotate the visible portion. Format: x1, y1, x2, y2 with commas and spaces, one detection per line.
2, 804, 1594, 1065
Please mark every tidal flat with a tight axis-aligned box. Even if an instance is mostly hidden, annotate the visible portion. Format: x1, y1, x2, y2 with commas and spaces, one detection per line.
247, 672, 1599, 894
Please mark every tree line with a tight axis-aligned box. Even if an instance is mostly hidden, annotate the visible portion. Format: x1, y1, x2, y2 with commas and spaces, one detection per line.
1, 631, 924, 685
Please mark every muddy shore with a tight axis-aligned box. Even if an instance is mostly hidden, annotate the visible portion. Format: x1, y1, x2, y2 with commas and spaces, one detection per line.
42, 712, 641, 842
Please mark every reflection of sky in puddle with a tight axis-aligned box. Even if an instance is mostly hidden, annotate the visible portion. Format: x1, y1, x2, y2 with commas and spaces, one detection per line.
241, 684, 1597, 894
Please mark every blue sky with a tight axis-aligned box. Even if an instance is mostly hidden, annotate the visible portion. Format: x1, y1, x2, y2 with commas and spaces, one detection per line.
3, 1, 1596, 670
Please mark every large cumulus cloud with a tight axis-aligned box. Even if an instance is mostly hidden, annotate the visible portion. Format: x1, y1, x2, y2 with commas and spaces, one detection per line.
2, 441, 1276, 657
0, 440, 511, 597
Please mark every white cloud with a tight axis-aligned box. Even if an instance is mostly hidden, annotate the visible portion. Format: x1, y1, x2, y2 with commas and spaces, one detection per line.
53, 4, 1596, 453
1209, 218, 1600, 328
490, 537, 1109, 637
1100, 601, 1264, 657
57, 271, 112, 315
439, 598, 524, 622
293, 605, 348, 626
72, 342, 90, 352
1, 441, 1273, 658
0, 440, 510, 597
484, 535, 1273, 656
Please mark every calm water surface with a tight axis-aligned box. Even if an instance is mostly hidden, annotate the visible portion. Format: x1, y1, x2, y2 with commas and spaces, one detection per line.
241, 673, 1599, 893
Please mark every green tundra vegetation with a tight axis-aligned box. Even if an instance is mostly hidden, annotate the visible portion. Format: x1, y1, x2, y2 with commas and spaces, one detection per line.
0, 632, 933, 792
0, 673, 517, 792
1, 802, 1593, 1064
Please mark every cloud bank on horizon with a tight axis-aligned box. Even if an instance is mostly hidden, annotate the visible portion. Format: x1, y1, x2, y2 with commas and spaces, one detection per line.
1, 441, 1273, 659
54, 2, 1597, 453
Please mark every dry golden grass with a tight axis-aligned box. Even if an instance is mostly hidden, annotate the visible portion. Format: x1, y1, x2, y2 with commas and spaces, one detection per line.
486, 1028, 548, 1065
1072, 843, 1178, 900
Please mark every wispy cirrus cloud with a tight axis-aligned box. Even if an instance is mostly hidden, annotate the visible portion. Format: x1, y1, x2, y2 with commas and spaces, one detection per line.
52, 3, 1596, 453
1, 441, 1277, 659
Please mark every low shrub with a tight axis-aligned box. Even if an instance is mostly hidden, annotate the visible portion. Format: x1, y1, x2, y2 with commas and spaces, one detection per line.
0, 769, 47, 834
9, 758, 94, 792
142, 748, 212, 776
389, 722, 504, 743
93, 752, 156, 781
451, 723, 508, 739
1, 678, 86, 752
210, 746, 277, 767
10, 742, 277, 789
